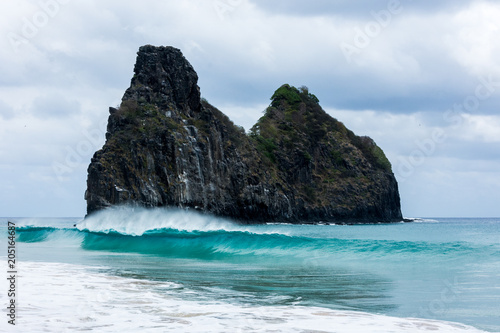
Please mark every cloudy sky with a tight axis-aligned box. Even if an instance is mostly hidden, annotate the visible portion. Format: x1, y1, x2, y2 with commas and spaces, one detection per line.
1, 0, 499, 218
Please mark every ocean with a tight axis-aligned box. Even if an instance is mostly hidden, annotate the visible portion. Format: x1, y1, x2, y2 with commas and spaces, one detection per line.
1, 208, 499, 332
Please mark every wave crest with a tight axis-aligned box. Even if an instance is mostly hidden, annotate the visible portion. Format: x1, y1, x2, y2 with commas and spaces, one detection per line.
78, 206, 255, 236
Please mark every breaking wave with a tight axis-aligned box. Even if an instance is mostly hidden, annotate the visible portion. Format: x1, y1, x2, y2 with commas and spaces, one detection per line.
14, 207, 492, 262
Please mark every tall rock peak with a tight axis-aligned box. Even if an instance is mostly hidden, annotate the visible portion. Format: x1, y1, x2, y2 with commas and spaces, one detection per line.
122, 45, 200, 114
85, 45, 402, 223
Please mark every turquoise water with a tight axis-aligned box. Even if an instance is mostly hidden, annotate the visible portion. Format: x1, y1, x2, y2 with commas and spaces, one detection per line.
1, 209, 499, 332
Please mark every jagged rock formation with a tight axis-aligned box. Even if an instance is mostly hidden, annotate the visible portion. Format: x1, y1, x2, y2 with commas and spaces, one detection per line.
85, 45, 402, 223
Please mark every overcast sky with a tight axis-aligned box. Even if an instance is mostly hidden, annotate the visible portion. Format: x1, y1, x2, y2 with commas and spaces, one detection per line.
1, 0, 499, 218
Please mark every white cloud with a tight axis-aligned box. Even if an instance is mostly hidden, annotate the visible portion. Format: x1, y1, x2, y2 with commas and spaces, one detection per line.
0, 99, 15, 119
444, 1, 500, 77
30, 92, 81, 118
214, 103, 268, 131
455, 114, 500, 143
398, 156, 500, 217
0, 0, 499, 217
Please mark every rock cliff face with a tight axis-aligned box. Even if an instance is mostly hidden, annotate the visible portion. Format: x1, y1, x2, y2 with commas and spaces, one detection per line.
85, 45, 403, 223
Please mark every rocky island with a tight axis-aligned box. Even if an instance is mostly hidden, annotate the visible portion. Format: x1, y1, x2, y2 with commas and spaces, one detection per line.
85, 45, 403, 223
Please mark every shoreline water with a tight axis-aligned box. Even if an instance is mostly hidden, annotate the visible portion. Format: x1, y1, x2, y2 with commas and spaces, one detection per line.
0, 260, 491, 333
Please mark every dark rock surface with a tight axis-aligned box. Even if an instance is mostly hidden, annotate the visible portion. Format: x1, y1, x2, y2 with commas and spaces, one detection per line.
85, 45, 402, 223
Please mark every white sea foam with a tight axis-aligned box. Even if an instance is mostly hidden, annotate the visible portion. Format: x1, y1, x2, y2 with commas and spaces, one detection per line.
10, 217, 79, 229
1, 261, 491, 333
78, 206, 243, 235
78, 206, 287, 236
404, 217, 440, 223
420, 218, 440, 223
